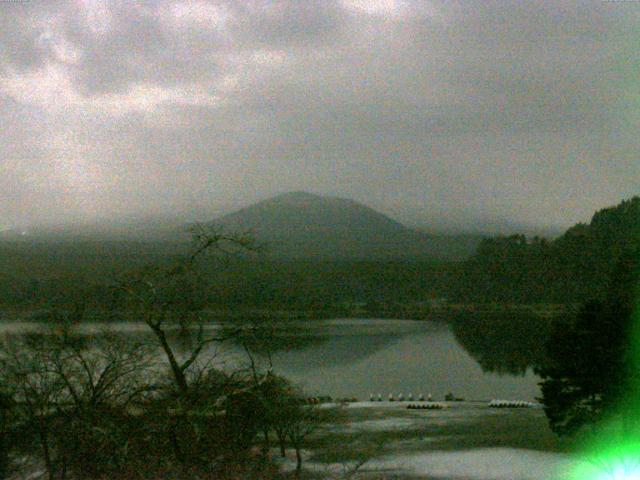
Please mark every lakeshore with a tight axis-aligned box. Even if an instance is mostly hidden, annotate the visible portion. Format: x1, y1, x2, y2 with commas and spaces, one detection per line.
276, 401, 582, 479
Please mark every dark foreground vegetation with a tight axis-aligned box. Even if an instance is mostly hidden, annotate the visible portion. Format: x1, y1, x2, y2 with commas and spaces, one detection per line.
535, 242, 640, 438
0, 229, 337, 480
0, 325, 332, 479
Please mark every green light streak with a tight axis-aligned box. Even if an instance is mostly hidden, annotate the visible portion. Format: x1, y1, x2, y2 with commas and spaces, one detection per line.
563, 259, 640, 480
568, 434, 640, 480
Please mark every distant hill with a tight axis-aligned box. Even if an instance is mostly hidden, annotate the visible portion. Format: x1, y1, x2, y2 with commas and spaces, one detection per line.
457, 196, 640, 303
211, 191, 482, 261
0, 217, 191, 244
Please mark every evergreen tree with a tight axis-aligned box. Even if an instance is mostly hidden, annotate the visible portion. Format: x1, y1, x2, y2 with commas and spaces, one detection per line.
536, 245, 639, 436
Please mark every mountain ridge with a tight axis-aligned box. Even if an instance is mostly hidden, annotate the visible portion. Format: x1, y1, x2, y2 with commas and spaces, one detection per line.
212, 191, 482, 261
0, 192, 484, 260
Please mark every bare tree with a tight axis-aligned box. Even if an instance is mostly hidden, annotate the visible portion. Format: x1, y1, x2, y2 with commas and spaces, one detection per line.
0, 387, 14, 479
48, 326, 155, 479
0, 321, 156, 480
46, 327, 155, 410
0, 334, 66, 480
115, 224, 270, 472
118, 224, 256, 398
230, 322, 326, 460
1, 226, 295, 479
258, 385, 330, 477
288, 403, 327, 477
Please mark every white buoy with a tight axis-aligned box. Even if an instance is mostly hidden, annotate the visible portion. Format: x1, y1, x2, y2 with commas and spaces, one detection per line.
418, 393, 424, 401
378, 394, 382, 401
388, 393, 395, 402
369, 394, 374, 401
427, 393, 432, 402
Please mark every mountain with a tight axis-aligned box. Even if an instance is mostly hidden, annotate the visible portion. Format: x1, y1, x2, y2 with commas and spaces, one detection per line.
212, 191, 482, 260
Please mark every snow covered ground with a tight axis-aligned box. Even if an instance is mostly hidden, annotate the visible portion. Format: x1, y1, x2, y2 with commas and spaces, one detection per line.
367, 448, 582, 480
286, 402, 592, 479
279, 448, 599, 479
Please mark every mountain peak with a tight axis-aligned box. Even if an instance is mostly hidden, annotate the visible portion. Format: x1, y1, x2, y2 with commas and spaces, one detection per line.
212, 192, 480, 260
273, 191, 322, 201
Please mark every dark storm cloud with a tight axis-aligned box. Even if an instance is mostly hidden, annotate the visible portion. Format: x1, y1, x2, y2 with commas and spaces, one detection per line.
0, 0, 638, 232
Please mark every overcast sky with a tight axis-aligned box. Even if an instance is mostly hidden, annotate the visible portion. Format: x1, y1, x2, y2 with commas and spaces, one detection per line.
1, 0, 638, 233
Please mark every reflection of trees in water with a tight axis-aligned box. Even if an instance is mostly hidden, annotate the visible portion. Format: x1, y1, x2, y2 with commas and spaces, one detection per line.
451, 312, 553, 375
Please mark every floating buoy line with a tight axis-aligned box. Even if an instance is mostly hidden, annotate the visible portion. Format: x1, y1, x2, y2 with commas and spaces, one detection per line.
303, 394, 540, 408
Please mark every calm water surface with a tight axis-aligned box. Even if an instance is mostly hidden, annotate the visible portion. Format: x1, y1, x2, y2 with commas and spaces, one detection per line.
0, 318, 541, 402
268, 319, 541, 402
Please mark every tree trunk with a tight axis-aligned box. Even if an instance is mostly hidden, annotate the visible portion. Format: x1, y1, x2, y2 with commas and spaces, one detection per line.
149, 323, 189, 396
276, 430, 286, 457
295, 444, 302, 477
38, 418, 54, 480
169, 418, 186, 464
59, 455, 68, 480
262, 429, 270, 455
0, 435, 9, 480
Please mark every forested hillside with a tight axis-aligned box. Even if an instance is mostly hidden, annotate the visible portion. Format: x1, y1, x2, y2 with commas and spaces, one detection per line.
0, 239, 457, 317
455, 196, 640, 304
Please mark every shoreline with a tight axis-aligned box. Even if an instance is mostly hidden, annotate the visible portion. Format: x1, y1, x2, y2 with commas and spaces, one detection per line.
0, 302, 572, 324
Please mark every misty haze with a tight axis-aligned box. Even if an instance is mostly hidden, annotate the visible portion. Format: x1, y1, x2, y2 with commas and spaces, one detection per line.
1, 1, 639, 480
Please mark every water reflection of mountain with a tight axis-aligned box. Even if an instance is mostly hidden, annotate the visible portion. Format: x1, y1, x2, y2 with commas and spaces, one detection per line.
270, 322, 542, 401
271, 333, 405, 372
0, 319, 543, 400
451, 312, 553, 375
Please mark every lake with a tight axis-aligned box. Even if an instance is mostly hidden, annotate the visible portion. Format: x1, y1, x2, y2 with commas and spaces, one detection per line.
0, 318, 541, 403
268, 319, 541, 402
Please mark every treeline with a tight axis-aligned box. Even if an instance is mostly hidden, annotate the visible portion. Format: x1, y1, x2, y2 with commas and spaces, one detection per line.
0, 245, 458, 316
0, 240, 183, 314
455, 196, 640, 304
198, 259, 457, 311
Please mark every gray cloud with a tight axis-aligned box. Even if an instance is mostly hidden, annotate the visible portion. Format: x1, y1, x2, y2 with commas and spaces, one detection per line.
0, 0, 638, 233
